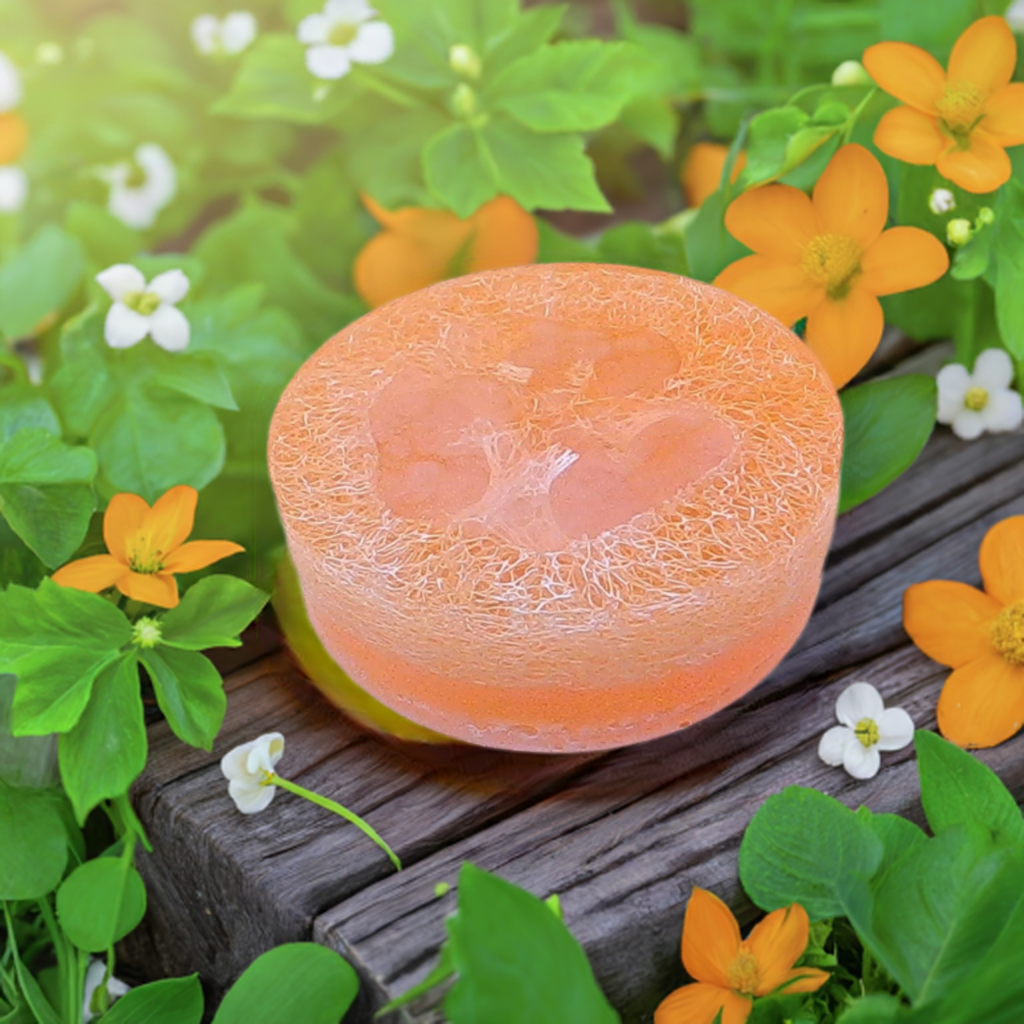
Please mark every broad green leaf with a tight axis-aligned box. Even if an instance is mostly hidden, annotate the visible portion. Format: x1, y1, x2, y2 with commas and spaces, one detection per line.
212, 944, 358, 1024
612, 7, 702, 99
3, 580, 132, 735
159, 576, 269, 651
882, 275, 966, 343
856, 806, 927, 886
0, 781, 68, 899
65, 203, 142, 270
138, 648, 225, 751
740, 106, 809, 187
951, 228, 993, 282
0, 388, 61, 443
738, 787, 884, 920
836, 995, 906, 1023
838, 375, 937, 514
485, 5, 566, 75
59, 654, 147, 822
443, 863, 619, 1024
0, 225, 84, 339
915, 730, 1024, 848
49, 314, 118, 438
423, 124, 501, 219
618, 96, 680, 159
597, 222, 688, 276
147, 353, 238, 412
535, 220, 598, 263
879, 0, 980, 58
98, 975, 203, 1024
992, 180, 1024, 360
56, 855, 147, 952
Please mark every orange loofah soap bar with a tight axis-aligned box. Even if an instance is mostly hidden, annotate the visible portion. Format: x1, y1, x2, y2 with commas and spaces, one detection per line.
268, 264, 844, 753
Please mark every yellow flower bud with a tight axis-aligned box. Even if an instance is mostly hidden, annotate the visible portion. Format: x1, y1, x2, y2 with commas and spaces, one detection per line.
946, 218, 972, 246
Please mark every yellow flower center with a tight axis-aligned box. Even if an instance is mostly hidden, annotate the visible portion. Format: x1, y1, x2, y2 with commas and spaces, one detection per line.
935, 82, 987, 148
991, 601, 1024, 666
328, 21, 358, 46
854, 717, 880, 748
123, 290, 162, 316
128, 540, 165, 574
727, 946, 761, 996
801, 234, 863, 301
964, 386, 989, 411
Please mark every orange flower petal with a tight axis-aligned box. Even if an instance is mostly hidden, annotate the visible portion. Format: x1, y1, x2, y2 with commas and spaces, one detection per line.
903, 580, 1002, 668
803, 287, 883, 389
682, 144, 747, 208
936, 132, 1012, 193
0, 112, 28, 165
872, 106, 947, 165
947, 15, 1017, 96
812, 144, 888, 247
983, 83, 1024, 147
161, 539, 245, 574
745, 904, 810, 994
979, 516, 1024, 606
51, 554, 129, 594
862, 42, 946, 114
723, 184, 817, 260
714, 255, 822, 327
142, 485, 198, 561
681, 888, 742, 988
772, 966, 831, 995
937, 651, 1024, 749
655, 983, 752, 1024
860, 226, 950, 297
116, 571, 179, 609
103, 492, 150, 564
355, 232, 451, 308
467, 196, 539, 273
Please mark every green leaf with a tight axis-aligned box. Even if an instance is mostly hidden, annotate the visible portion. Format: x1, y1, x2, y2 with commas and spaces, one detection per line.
0, 388, 61, 443
740, 106, 810, 187
0, 428, 97, 567
739, 787, 884, 920
211, 944, 359, 1024
58, 655, 147, 823
859, 808, 927, 883
3, 580, 132, 735
443, 863, 619, 1024
65, 203, 142, 270
147, 353, 238, 412
138, 648, 225, 751
951, 228, 993, 282
56, 855, 147, 952
915, 731, 1024, 848
159, 576, 269, 651
838, 375, 937, 514
423, 124, 501, 219
98, 975, 203, 1024
879, 0, 979, 58
836, 995, 907, 1024
597, 222, 688, 276
992, 180, 1024, 360
0, 225, 84, 340
617, 96, 680, 159
0, 782, 68, 899
485, 5, 566, 76
49, 314, 118, 438
535, 220, 598, 263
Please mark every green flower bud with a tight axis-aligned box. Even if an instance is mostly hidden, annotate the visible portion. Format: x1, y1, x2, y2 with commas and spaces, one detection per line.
450, 82, 478, 118
449, 44, 482, 80
831, 60, 871, 87
946, 218, 972, 247
976, 206, 995, 227
132, 616, 162, 649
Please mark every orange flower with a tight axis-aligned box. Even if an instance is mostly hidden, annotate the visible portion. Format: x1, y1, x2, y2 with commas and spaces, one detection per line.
714, 144, 948, 388
353, 194, 538, 308
682, 143, 747, 208
863, 16, 1024, 193
51, 485, 243, 609
903, 516, 1024, 749
655, 888, 829, 1024
0, 111, 27, 165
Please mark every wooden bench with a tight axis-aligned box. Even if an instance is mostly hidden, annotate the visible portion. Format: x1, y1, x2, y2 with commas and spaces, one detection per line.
122, 340, 1024, 1023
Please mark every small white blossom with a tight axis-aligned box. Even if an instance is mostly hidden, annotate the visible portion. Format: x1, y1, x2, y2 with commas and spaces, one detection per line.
0, 166, 27, 213
192, 12, 258, 56
0, 51, 21, 112
83, 958, 130, 1023
1007, 0, 1024, 33
221, 733, 285, 814
96, 264, 191, 352
818, 682, 914, 780
831, 59, 870, 86
929, 188, 956, 214
937, 348, 1023, 441
99, 143, 177, 230
298, 0, 395, 81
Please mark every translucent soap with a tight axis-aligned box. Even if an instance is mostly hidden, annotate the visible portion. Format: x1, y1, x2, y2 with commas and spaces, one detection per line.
268, 265, 844, 752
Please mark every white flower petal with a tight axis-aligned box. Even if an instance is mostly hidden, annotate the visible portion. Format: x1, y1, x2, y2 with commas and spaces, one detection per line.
972, 348, 1015, 392
936, 363, 971, 403
134, 143, 177, 207
0, 166, 28, 213
0, 51, 22, 112
980, 389, 1023, 433
297, 13, 331, 44
348, 20, 394, 64
843, 741, 881, 780
148, 304, 191, 352
228, 779, 276, 814
305, 44, 352, 79
951, 407, 985, 440
82, 958, 129, 1023
937, 392, 964, 424
1008, 0, 1024, 33
191, 14, 220, 54
244, 732, 285, 776
148, 268, 190, 305
818, 725, 854, 767
104, 303, 151, 349
108, 188, 161, 230
222, 12, 258, 54
326, 0, 376, 22
876, 706, 915, 751
835, 681, 884, 729
220, 741, 256, 782
96, 263, 146, 301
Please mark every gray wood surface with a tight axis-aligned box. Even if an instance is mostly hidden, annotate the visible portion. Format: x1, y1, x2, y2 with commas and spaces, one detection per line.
123, 345, 1024, 1024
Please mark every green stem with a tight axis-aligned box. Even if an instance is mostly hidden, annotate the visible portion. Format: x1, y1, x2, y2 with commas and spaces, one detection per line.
269, 775, 401, 871
111, 793, 153, 853
840, 86, 878, 144
348, 69, 424, 111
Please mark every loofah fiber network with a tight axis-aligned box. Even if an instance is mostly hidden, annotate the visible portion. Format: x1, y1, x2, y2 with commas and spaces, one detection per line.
268, 264, 844, 752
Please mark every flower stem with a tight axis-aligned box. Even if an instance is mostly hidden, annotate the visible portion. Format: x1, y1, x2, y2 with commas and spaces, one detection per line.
270, 775, 401, 870
840, 87, 878, 144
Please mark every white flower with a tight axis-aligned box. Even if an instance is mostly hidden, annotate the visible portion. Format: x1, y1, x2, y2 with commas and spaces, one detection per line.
99, 143, 177, 230
1007, 0, 1024, 33
96, 264, 191, 352
0, 166, 27, 213
220, 732, 285, 814
297, 0, 395, 81
818, 682, 914, 780
929, 187, 956, 214
0, 51, 21, 112
192, 12, 258, 56
937, 349, 1023, 441
831, 59, 870, 86
83, 958, 130, 1023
